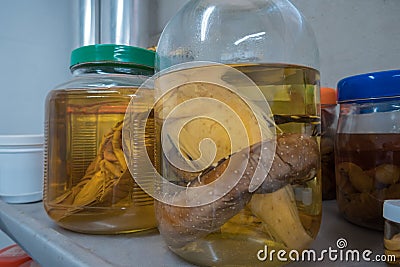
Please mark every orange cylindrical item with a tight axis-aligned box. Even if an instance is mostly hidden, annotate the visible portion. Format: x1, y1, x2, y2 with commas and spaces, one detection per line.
321, 87, 337, 105
320, 87, 338, 200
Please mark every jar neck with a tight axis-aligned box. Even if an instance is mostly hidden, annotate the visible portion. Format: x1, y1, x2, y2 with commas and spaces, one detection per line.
70, 62, 153, 76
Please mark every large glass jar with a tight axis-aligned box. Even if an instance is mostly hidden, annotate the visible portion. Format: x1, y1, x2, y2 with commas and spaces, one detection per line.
44, 44, 157, 234
154, 0, 321, 266
335, 69, 400, 231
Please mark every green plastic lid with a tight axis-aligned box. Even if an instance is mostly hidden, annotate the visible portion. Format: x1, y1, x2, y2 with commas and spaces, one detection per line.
70, 44, 155, 69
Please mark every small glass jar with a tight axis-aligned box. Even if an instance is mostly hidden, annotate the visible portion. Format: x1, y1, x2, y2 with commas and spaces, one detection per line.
383, 200, 400, 264
320, 87, 338, 200
335, 69, 400, 230
44, 44, 157, 234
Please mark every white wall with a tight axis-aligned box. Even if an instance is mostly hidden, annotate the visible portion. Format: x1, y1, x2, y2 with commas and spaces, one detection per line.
0, 0, 73, 135
155, 0, 400, 88
291, 0, 400, 88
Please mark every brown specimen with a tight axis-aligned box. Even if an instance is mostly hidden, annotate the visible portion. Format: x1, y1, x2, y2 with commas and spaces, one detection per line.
155, 133, 319, 248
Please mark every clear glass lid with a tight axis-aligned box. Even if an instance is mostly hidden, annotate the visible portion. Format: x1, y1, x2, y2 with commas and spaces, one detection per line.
156, 0, 319, 71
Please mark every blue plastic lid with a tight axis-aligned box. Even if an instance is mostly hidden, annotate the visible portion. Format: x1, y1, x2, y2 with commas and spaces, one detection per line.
384, 200, 400, 223
337, 69, 400, 103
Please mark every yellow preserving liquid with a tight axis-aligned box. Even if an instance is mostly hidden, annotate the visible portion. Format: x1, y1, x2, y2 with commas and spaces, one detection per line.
44, 87, 156, 234
155, 63, 321, 266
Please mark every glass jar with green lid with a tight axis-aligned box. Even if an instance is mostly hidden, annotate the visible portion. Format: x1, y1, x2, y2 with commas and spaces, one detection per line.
44, 44, 156, 234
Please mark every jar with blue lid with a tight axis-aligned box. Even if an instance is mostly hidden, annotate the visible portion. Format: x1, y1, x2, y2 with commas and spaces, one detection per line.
335, 69, 400, 230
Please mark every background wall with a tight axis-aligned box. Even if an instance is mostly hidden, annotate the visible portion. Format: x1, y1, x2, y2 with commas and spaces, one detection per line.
291, 0, 400, 88
155, 0, 400, 88
0, 0, 73, 135
0, 0, 399, 135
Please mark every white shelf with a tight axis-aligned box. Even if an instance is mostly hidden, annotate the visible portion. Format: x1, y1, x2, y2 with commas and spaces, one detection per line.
0, 200, 386, 267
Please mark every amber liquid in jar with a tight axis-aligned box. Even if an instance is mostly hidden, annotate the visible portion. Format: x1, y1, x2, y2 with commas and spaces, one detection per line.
44, 87, 156, 234
155, 63, 321, 266
336, 133, 400, 230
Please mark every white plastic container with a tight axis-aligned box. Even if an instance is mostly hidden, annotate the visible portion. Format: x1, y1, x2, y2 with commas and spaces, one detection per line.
0, 135, 44, 203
